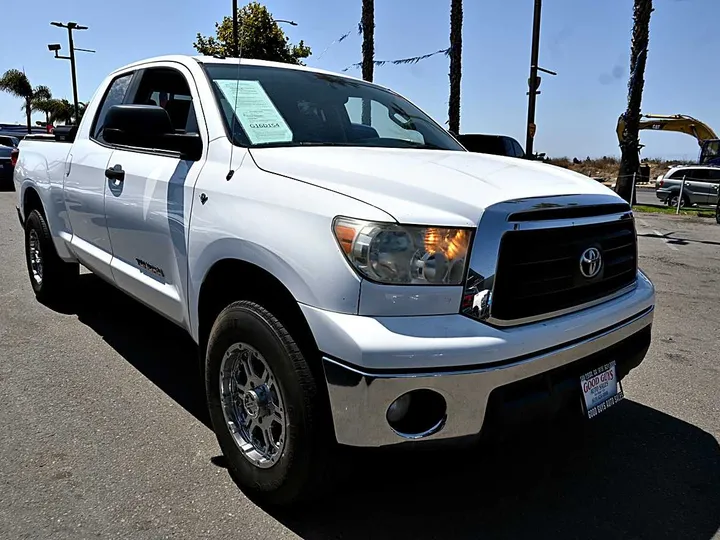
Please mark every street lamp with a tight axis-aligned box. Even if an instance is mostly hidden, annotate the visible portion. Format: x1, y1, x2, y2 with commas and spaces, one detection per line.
49, 21, 95, 124
274, 19, 298, 26
524, 0, 556, 158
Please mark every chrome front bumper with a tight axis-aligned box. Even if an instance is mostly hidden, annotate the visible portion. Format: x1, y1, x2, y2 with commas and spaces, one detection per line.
322, 306, 654, 447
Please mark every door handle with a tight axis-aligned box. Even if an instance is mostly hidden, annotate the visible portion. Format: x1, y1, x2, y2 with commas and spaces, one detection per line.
105, 164, 125, 182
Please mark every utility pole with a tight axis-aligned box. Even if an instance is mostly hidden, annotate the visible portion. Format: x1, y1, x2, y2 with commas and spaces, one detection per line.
50, 21, 93, 124
525, 0, 542, 158
524, 0, 557, 159
232, 0, 239, 57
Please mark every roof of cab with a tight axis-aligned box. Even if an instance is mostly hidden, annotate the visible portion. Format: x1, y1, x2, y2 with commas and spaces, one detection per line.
108, 54, 369, 86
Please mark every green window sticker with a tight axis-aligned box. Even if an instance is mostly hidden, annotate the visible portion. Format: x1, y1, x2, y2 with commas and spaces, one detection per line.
216, 79, 293, 144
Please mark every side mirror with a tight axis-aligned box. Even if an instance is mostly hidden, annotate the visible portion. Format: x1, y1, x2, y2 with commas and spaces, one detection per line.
103, 105, 203, 160
160, 132, 203, 161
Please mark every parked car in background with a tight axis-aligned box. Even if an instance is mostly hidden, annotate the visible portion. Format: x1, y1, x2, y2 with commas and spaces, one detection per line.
656, 165, 720, 207
456, 133, 526, 159
0, 135, 20, 148
0, 144, 18, 189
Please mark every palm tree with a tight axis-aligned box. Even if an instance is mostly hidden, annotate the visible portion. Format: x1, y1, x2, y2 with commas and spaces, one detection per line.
617, 0, 654, 203
448, 0, 463, 135
45, 99, 77, 125
0, 69, 34, 134
27, 86, 53, 126
360, 0, 374, 125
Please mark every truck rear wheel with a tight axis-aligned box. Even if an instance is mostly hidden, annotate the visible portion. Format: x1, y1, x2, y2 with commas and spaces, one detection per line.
24, 209, 79, 303
205, 300, 334, 506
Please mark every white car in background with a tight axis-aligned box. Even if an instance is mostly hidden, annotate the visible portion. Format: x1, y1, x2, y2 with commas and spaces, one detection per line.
656, 165, 720, 207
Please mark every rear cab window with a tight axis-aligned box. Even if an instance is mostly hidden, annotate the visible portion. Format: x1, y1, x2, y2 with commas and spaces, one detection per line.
91, 73, 135, 143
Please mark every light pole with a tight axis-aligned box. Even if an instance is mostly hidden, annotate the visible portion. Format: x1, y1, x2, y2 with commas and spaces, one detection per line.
49, 21, 94, 124
524, 0, 556, 158
232, 0, 239, 57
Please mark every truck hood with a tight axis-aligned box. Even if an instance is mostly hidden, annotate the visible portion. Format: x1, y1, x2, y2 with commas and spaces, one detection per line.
250, 147, 619, 226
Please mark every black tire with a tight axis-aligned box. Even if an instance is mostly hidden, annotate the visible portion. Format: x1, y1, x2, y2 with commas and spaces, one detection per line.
205, 300, 334, 506
24, 209, 79, 303
716, 202, 720, 225
667, 193, 690, 208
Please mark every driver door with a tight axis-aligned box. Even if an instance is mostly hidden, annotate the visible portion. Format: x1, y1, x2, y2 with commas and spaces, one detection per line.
103, 64, 205, 327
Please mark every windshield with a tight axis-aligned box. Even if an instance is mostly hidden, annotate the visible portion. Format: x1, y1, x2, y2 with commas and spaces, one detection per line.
701, 140, 720, 164
0, 136, 18, 148
203, 63, 465, 151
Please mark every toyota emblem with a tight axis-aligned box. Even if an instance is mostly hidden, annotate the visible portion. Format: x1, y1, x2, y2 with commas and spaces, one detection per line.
579, 247, 602, 279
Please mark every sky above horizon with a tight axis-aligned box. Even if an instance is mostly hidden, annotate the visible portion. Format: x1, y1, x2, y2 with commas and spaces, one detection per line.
1, 0, 716, 160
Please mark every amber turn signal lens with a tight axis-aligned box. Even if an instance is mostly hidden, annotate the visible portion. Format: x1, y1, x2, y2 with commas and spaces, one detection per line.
334, 224, 357, 254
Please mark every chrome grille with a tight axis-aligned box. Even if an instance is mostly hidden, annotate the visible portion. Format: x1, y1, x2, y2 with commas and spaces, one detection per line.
490, 218, 637, 321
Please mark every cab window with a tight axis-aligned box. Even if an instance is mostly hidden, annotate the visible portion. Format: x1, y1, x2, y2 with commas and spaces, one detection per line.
131, 67, 199, 134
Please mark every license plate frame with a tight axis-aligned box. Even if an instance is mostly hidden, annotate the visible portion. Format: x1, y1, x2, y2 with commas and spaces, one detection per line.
580, 360, 624, 419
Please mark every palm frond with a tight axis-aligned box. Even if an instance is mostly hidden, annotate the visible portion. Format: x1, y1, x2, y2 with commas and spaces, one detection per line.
0, 69, 32, 98
33, 85, 52, 102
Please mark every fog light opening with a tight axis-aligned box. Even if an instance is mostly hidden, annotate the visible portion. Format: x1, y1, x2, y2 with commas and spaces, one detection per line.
386, 389, 447, 439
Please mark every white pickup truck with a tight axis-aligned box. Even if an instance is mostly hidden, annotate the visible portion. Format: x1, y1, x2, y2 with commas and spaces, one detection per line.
14, 55, 655, 505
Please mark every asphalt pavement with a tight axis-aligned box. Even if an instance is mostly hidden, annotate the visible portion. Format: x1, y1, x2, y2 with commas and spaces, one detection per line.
0, 189, 718, 539
636, 186, 662, 207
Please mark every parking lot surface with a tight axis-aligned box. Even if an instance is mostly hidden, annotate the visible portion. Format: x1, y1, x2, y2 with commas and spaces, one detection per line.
0, 191, 718, 539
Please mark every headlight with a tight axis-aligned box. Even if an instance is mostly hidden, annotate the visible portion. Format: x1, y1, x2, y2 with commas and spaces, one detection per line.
333, 217, 473, 285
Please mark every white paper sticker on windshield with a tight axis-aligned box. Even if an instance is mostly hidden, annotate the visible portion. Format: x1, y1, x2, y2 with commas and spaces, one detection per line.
215, 80, 293, 144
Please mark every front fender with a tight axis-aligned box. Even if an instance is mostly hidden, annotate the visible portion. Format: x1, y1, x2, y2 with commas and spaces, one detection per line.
187, 236, 361, 343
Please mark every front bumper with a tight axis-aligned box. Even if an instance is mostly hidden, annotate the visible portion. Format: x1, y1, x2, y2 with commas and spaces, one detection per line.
322, 306, 653, 447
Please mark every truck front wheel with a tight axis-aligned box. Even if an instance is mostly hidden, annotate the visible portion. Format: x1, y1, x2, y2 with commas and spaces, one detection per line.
205, 300, 333, 506
24, 209, 79, 303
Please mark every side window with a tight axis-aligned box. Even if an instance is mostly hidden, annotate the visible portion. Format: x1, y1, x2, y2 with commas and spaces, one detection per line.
91, 73, 134, 141
345, 97, 424, 144
670, 169, 696, 180
706, 169, 720, 183
132, 68, 199, 135
512, 140, 525, 158
503, 138, 515, 157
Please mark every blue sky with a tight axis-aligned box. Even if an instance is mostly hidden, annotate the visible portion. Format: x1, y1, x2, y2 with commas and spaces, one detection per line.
0, 0, 715, 159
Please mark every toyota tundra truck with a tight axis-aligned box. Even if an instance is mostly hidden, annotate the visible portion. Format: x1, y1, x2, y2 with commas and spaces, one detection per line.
13, 55, 655, 506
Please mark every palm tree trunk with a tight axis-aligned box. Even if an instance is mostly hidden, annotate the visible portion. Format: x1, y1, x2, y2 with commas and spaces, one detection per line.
25, 97, 32, 134
448, 0, 463, 135
617, 0, 654, 203
361, 0, 374, 125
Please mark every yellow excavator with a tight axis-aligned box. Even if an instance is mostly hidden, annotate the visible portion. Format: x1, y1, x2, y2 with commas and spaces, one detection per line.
616, 114, 720, 165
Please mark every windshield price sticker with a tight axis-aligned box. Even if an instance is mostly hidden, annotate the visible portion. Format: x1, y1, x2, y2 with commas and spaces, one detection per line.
215, 80, 293, 144
580, 360, 623, 419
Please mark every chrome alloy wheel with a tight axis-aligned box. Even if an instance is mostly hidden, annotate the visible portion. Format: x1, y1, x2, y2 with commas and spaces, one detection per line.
28, 229, 43, 285
219, 343, 286, 468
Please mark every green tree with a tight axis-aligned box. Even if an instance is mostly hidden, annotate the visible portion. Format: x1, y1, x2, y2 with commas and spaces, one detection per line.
0, 70, 51, 134
448, 0, 463, 135
28, 86, 54, 126
43, 98, 86, 125
617, 0, 654, 203
194, 2, 311, 64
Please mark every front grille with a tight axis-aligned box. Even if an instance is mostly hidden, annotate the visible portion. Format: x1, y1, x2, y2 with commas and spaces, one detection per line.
491, 218, 637, 321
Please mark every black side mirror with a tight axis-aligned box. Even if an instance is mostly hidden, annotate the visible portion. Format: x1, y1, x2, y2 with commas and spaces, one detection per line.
160, 132, 203, 161
102, 105, 203, 161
